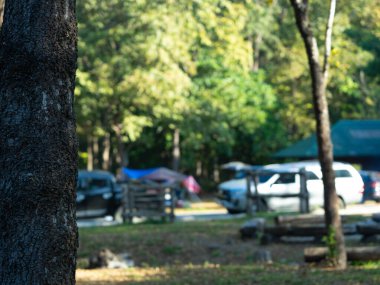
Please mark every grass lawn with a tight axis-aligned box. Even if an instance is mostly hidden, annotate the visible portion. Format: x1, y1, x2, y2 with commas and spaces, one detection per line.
77, 212, 380, 284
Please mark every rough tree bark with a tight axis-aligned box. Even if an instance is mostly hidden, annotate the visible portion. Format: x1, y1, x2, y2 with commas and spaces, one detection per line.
0, 0, 78, 283
289, 0, 346, 269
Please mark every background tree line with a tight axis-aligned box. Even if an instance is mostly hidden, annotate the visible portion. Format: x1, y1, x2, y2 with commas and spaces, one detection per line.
75, 0, 380, 189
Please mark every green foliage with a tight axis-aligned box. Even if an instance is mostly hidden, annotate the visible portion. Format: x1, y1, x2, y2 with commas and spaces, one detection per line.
322, 226, 337, 264
74, 0, 380, 181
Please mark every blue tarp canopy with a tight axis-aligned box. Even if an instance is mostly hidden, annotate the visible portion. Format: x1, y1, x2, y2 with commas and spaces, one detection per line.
122, 167, 187, 182
122, 167, 158, 180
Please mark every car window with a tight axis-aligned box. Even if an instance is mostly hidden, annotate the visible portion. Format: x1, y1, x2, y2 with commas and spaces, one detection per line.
334, 170, 352, 178
274, 173, 296, 184
233, 171, 246, 179
78, 178, 110, 191
306, 171, 319, 180
259, 175, 272, 183
234, 172, 272, 182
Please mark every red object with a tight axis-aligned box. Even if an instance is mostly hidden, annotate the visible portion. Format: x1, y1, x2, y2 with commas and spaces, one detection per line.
182, 176, 201, 194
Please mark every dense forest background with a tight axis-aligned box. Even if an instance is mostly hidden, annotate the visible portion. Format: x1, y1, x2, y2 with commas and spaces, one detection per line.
75, 0, 379, 189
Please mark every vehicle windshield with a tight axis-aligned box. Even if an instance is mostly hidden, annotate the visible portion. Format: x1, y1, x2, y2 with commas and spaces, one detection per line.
233, 171, 272, 183
78, 178, 109, 191
233, 171, 246, 179
220, 170, 273, 183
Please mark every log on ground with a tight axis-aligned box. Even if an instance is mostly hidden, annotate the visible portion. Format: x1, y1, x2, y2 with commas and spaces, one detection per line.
356, 223, 380, 236
274, 214, 347, 226
372, 213, 380, 223
265, 224, 356, 237
304, 247, 380, 262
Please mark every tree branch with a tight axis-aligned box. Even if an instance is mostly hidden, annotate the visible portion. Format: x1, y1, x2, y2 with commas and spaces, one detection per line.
322, 0, 336, 80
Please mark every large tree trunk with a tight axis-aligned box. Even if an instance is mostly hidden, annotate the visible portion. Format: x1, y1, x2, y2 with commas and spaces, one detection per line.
0, 1, 78, 284
290, 0, 346, 269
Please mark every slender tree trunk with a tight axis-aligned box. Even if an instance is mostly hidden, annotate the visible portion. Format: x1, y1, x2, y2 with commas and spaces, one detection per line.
0, 0, 78, 283
102, 133, 111, 170
113, 125, 128, 168
172, 128, 181, 171
0, 0, 4, 27
290, 0, 346, 269
359, 70, 370, 97
196, 159, 202, 177
87, 135, 94, 171
112, 140, 120, 170
213, 159, 220, 183
93, 136, 99, 168
252, 33, 262, 72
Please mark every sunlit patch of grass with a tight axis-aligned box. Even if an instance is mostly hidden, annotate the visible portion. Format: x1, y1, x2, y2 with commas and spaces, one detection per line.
77, 264, 380, 285
76, 267, 168, 284
350, 260, 380, 269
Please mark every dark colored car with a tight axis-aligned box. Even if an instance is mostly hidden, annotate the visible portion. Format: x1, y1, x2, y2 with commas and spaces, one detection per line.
360, 170, 380, 202
76, 170, 123, 220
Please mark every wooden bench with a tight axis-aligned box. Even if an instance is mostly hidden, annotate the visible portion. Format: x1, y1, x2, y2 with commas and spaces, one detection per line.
121, 181, 176, 223
240, 214, 355, 244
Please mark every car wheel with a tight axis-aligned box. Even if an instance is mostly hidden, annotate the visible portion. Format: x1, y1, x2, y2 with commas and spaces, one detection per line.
338, 197, 346, 209
250, 198, 268, 213
113, 206, 124, 223
227, 209, 243, 215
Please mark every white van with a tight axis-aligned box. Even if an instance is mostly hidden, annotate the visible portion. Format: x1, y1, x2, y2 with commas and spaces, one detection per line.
217, 160, 364, 213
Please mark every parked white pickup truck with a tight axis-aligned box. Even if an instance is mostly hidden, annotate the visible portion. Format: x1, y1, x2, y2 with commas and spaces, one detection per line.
218, 160, 364, 213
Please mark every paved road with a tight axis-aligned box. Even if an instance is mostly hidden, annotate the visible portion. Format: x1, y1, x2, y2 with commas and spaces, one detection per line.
77, 217, 119, 228
175, 209, 245, 222
77, 209, 242, 228
313, 202, 380, 216
77, 202, 380, 228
